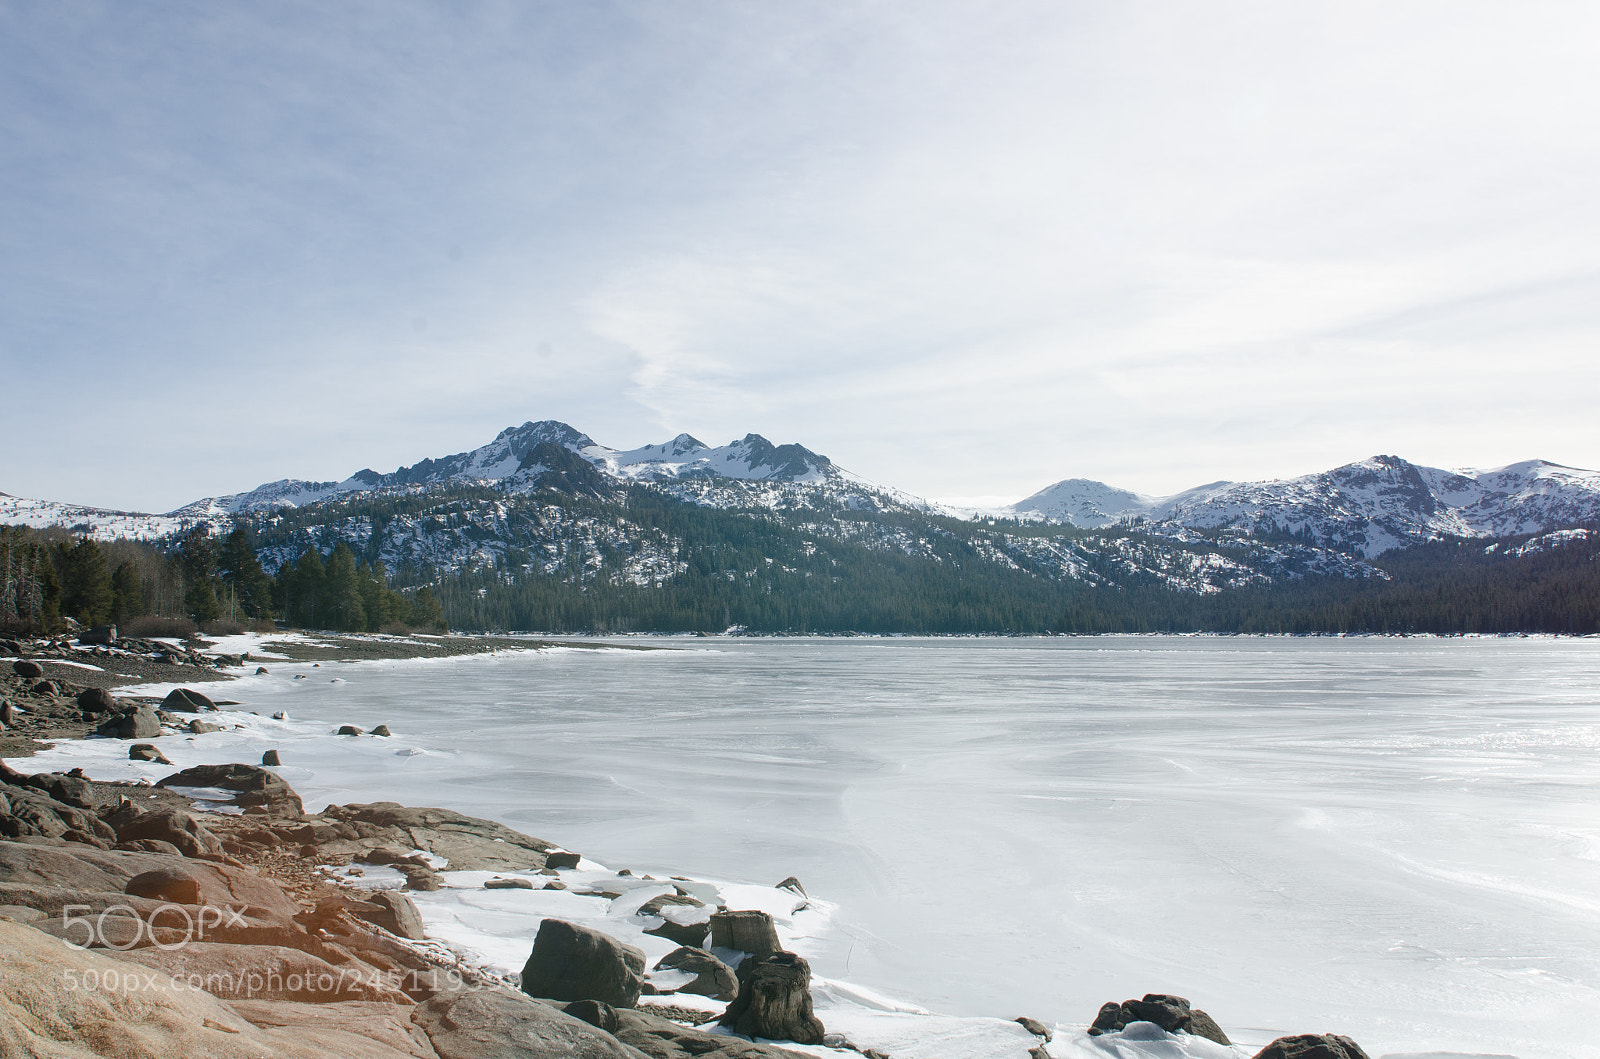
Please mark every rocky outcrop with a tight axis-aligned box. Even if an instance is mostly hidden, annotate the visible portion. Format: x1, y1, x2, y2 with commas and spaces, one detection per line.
718, 951, 825, 1045
0, 919, 422, 1059
115, 808, 228, 861
570, 1003, 814, 1059
320, 801, 567, 871
416, 987, 641, 1059
1253, 1034, 1372, 1059
1088, 992, 1230, 1045
520, 918, 647, 1008
158, 762, 306, 817
351, 890, 428, 941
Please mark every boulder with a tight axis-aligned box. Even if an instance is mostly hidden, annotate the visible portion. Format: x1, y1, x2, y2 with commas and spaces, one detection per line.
598, 1004, 818, 1059
1015, 1016, 1052, 1040
263, 749, 282, 766
130, 743, 173, 764
520, 918, 647, 1008
96, 705, 161, 739
125, 866, 202, 904
12, 659, 43, 679
653, 946, 738, 1001
371, 724, 393, 737
774, 876, 806, 897
256, 665, 270, 674
486, 877, 536, 889
400, 864, 444, 891
39, 772, 96, 809
709, 909, 781, 958
78, 624, 117, 646
347, 889, 427, 941
162, 687, 217, 712
643, 917, 709, 948
31, 679, 61, 696
76, 686, 117, 715
339, 725, 365, 736
1186, 1009, 1232, 1046
718, 950, 825, 1044
415, 987, 641, 1059
1088, 993, 1228, 1043
1252, 1035, 1371, 1059
115, 809, 227, 861
157, 761, 304, 816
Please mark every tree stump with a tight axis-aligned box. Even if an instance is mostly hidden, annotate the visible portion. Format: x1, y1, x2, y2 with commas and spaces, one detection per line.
719, 951, 825, 1044
709, 909, 780, 957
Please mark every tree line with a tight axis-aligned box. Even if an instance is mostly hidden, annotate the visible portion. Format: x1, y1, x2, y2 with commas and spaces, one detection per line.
0, 524, 444, 637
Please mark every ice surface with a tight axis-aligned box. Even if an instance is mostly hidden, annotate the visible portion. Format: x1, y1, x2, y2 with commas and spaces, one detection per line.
10, 636, 1599, 1059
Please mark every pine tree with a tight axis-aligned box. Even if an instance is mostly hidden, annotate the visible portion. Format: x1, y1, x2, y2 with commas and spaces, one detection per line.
53, 537, 113, 626
323, 543, 366, 631
109, 562, 144, 624
217, 526, 273, 619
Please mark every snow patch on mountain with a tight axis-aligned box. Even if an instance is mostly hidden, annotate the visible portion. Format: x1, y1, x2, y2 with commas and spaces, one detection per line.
0, 494, 200, 541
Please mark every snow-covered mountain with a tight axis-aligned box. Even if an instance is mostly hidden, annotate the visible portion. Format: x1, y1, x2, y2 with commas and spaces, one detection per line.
167, 421, 842, 519
1015, 455, 1600, 556
0, 492, 196, 540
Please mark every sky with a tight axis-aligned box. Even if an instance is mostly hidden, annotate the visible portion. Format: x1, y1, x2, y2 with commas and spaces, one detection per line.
3, 1, 1599, 513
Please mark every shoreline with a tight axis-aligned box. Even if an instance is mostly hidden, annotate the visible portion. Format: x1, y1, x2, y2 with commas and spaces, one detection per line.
1, 633, 1449, 1058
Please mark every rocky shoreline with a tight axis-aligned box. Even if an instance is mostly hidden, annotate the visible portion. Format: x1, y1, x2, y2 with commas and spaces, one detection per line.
0, 636, 1377, 1059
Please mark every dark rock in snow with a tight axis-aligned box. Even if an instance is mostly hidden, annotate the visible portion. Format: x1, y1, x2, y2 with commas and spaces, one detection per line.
371, 724, 392, 737
1015, 1016, 1052, 1040
157, 762, 303, 817
1186, 1009, 1232, 1046
1252, 1034, 1371, 1059
338, 725, 364, 736
719, 950, 825, 1044
261, 749, 281, 766
520, 918, 646, 1008
12, 660, 44, 679
96, 706, 160, 739
256, 666, 269, 674
485, 876, 535, 889
129, 743, 171, 764
654, 946, 738, 1001
161, 687, 216, 713
188, 719, 221, 734
774, 875, 806, 897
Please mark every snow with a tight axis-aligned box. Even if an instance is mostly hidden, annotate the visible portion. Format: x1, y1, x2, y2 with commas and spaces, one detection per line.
8, 638, 1597, 1058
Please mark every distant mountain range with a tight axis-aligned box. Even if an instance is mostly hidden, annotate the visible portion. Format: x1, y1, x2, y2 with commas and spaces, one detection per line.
6, 421, 1600, 632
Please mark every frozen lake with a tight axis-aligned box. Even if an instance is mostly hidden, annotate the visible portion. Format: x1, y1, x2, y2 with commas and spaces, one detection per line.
25, 635, 1600, 1057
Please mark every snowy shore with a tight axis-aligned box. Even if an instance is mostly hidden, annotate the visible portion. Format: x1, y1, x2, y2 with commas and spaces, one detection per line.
7, 630, 1536, 1059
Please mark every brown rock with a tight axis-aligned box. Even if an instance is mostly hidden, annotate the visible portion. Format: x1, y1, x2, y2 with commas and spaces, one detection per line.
520, 918, 646, 1008
1252, 1034, 1372, 1059
416, 987, 641, 1059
